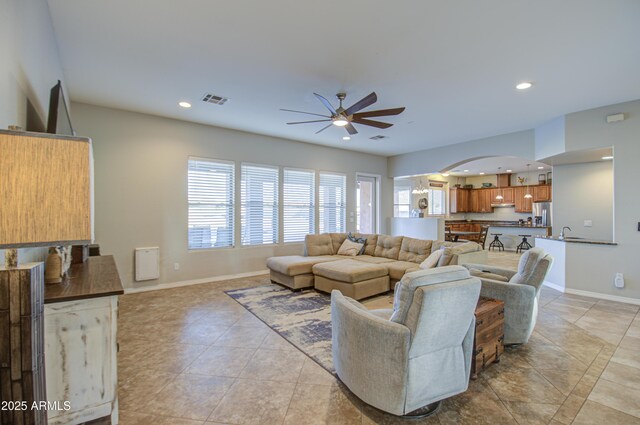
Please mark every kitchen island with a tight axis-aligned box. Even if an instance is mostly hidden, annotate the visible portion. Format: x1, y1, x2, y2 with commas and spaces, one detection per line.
446, 220, 551, 250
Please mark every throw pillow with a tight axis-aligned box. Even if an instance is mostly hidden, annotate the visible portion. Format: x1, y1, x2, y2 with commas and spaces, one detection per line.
419, 249, 443, 269
337, 239, 365, 256
347, 232, 367, 255
468, 268, 509, 282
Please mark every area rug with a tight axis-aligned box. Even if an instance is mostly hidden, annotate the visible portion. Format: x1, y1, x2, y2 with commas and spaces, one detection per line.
225, 284, 335, 373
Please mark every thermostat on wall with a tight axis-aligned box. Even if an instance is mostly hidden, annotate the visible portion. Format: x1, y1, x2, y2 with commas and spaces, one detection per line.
606, 113, 625, 123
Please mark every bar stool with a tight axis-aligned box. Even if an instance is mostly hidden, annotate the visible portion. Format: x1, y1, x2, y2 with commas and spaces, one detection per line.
488, 234, 505, 251
516, 235, 533, 253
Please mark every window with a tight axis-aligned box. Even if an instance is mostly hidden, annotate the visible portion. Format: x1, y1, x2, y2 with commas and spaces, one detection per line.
283, 168, 315, 242
393, 181, 411, 217
428, 181, 447, 215
188, 158, 234, 249
319, 172, 346, 233
241, 164, 279, 245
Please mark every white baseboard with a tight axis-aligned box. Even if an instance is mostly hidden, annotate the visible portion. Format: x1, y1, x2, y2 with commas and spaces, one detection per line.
543, 281, 565, 293
543, 281, 640, 306
124, 269, 269, 294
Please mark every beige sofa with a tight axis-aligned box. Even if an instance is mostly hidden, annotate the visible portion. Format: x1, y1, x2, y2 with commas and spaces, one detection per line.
266, 233, 487, 299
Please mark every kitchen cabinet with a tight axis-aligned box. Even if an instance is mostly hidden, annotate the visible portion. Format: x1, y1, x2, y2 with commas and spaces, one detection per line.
450, 188, 470, 213
476, 189, 493, 213
533, 185, 552, 202
514, 186, 533, 213
489, 187, 514, 204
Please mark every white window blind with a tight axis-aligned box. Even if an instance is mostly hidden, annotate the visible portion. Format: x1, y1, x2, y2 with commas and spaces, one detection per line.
428, 181, 447, 215
241, 164, 279, 245
188, 158, 235, 249
283, 169, 315, 242
319, 173, 346, 233
394, 184, 411, 217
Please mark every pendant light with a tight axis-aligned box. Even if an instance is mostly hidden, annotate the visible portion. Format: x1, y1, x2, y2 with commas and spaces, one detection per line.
495, 167, 504, 201
411, 177, 429, 195
524, 164, 533, 199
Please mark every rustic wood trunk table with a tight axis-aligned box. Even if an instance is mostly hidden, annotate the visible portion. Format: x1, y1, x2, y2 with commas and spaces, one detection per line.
471, 297, 505, 379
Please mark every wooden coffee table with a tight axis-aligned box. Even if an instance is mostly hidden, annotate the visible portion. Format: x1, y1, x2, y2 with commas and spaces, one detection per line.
471, 297, 505, 379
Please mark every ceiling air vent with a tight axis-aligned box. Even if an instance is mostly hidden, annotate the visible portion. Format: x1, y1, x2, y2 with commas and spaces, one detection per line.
369, 135, 387, 140
201, 93, 229, 105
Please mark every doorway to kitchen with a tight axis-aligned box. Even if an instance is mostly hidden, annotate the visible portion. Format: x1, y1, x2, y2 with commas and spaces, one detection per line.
356, 174, 379, 234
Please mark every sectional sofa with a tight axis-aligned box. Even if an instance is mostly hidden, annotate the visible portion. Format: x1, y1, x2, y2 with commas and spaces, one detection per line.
266, 232, 486, 300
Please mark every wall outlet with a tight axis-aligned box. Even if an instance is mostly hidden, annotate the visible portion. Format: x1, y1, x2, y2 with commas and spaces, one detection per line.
174, 262, 180, 271
614, 272, 624, 288
584, 220, 593, 227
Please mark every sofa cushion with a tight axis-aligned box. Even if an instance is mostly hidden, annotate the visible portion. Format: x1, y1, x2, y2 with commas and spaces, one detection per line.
468, 268, 509, 282
386, 261, 421, 281
337, 239, 365, 256
347, 232, 367, 255
390, 266, 472, 324
354, 233, 378, 256
266, 255, 336, 276
329, 233, 348, 255
374, 235, 404, 260
419, 249, 443, 269
305, 234, 334, 256
437, 242, 481, 267
312, 259, 388, 283
352, 255, 395, 264
431, 240, 456, 254
398, 237, 432, 263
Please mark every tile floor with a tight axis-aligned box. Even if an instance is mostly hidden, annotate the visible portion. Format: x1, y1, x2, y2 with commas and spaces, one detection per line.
117, 252, 640, 424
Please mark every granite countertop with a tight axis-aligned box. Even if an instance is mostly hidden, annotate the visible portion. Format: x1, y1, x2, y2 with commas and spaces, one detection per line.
445, 220, 551, 229
534, 236, 618, 246
45, 255, 124, 304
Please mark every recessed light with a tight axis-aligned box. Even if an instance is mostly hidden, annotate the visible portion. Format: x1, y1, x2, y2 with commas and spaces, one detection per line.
537, 166, 544, 169
516, 82, 533, 90
441, 173, 450, 177
506, 169, 513, 173
479, 172, 485, 175
178, 101, 192, 108
342, 136, 351, 141
463, 170, 469, 173
602, 156, 614, 160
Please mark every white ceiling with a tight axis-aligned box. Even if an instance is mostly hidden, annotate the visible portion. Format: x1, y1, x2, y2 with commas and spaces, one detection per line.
445, 157, 550, 177
47, 0, 640, 156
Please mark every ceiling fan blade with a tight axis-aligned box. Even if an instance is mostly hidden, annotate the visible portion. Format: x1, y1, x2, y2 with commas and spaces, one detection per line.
344, 92, 378, 116
280, 108, 330, 118
345, 123, 358, 135
313, 93, 337, 115
351, 117, 393, 129
286, 119, 332, 125
315, 123, 333, 134
353, 107, 405, 118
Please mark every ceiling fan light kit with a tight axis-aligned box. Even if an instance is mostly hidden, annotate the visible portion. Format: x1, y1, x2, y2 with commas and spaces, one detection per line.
282, 91, 405, 136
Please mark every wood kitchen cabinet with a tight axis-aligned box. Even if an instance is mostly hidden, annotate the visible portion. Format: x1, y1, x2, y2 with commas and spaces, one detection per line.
489, 187, 514, 204
476, 189, 493, 213
514, 186, 533, 213
533, 184, 552, 202
450, 188, 470, 213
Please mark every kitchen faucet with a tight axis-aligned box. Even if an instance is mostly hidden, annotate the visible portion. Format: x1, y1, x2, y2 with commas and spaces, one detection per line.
559, 226, 572, 240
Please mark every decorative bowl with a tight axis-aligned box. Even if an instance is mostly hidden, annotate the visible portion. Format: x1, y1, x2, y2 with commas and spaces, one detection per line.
482, 183, 492, 188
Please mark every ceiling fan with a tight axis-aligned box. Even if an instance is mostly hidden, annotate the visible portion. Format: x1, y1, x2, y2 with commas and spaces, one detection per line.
281, 92, 405, 135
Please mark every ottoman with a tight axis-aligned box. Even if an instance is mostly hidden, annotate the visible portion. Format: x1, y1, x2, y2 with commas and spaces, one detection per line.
266, 255, 337, 290
312, 259, 390, 300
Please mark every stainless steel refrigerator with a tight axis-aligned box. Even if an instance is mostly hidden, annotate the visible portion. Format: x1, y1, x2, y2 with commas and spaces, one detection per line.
532, 202, 552, 227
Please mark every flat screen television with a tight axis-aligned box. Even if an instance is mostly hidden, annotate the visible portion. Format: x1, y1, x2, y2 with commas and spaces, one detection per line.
46, 80, 74, 136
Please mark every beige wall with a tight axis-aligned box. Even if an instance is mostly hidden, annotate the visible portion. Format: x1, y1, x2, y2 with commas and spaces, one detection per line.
71, 103, 392, 289
0, 0, 67, 263
552, 161, 613, 241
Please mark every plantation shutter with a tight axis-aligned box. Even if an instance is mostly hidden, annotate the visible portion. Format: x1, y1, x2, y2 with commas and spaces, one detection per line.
241, 164, 279, 245
319, 173, 346, 233
283, 169, 315, 242
188, 158, 235, 249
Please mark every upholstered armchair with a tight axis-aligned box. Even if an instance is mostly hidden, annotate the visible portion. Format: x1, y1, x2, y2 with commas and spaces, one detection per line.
331, 266, 480, 417
463, 247, 553, 345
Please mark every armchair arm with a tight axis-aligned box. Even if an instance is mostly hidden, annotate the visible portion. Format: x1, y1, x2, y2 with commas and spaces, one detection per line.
478, 279, 537, 344
462, 263, 517, 280
331, 291, 411, 413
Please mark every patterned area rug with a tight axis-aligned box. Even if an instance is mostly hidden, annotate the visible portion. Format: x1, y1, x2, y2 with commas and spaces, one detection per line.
225, 284, 335, 373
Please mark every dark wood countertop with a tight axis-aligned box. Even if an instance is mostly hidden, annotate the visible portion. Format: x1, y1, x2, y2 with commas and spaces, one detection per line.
44, 255, 124, 304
